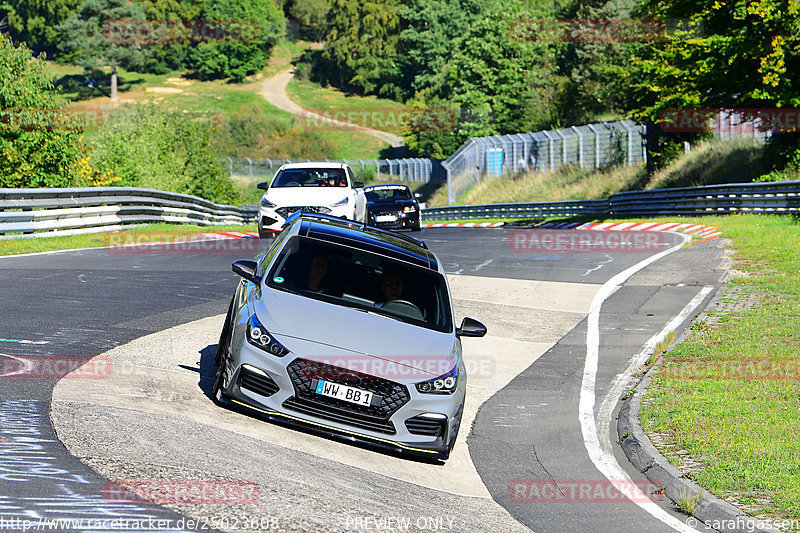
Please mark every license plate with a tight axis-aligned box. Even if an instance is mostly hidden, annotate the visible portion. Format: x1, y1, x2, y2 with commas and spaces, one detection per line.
375, 215, 397, 223
315, 380, 378, 407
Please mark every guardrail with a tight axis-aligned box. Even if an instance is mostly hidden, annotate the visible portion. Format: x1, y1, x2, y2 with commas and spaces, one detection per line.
423, 199, 609, 221
2, 181, 797, 237
421, 180, 800, 221
0, 187, 258, 237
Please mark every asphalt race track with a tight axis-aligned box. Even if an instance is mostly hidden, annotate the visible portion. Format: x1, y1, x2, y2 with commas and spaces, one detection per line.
0, 227, 729, 532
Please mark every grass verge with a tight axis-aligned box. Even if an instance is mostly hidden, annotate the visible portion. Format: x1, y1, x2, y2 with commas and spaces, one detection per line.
286, 77, 409, 136
0, 224, 256, 257
639, 214, 800, 523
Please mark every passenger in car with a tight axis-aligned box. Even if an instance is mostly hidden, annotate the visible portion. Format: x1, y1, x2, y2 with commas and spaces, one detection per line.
306, 254, 329, 293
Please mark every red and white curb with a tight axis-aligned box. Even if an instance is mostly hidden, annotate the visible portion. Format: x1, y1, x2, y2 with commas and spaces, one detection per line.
422, 220, 720, 239
538, 221, 720, 239
423, 222, 505, 228
196, 231, 259, 240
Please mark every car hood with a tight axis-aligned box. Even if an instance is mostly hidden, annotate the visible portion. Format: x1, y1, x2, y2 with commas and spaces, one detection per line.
251, 289, 456, 379
265, 188, 349, 207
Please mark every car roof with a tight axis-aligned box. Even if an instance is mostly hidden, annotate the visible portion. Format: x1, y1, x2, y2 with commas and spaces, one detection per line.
287, 214, 438, 271
279, 162, 347, 170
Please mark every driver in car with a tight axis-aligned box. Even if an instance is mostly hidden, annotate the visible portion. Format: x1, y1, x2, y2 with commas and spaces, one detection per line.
376, 272, 404, 307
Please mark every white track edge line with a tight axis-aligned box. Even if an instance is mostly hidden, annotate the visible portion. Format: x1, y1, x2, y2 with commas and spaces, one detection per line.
580, 232, 697, 532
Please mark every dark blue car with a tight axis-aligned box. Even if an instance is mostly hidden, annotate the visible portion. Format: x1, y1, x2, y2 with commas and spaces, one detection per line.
364, 184, 422, 231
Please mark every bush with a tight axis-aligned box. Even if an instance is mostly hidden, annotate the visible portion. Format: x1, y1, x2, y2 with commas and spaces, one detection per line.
0, 35, 103, 188
190, 0, 285, 81
212, 104, 338, 160
90, 105, 241, 205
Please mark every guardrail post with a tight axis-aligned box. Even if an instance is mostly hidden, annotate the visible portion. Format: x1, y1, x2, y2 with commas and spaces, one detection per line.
245, 157, 253, 180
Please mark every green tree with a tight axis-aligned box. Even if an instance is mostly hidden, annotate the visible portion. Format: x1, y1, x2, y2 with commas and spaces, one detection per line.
556, 0, 641, 124
0, 35, 96, 187
286, 0, 331, 41
191, 0, 285, 81
0, 0, 81, 56
395, 0, 489, 99
625, 0, 800, 169
57, 0, 149, 99
137, 0, 204, 73
321, 0, 401, 97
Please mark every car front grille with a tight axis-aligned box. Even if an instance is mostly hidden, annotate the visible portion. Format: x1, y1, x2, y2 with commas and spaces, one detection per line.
276, 206, 331, 219
283, 358, 411, 435
370, 210, 404, 228
238, 366, 279, 397
405, 415, 445, 437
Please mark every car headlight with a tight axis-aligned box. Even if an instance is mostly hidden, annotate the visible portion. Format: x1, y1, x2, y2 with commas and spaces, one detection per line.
261, 197, 276, 208
416, 365, 459, 395
246, 315, 290, 357
403, 206, 416, 213
332, 197, 349, 207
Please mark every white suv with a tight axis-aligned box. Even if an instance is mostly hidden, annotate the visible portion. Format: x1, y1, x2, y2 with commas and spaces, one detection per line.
257, 162, 368, 238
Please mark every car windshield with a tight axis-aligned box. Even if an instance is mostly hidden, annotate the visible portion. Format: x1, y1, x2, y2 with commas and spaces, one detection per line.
271, 168, 347, 188
266, 235, 452, 333
365, 186, 413, 202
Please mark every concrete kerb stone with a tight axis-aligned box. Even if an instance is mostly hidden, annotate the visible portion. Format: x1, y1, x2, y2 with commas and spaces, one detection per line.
617, 289, 781, 533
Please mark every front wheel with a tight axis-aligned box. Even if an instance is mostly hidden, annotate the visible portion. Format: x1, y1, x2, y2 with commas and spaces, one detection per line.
412, 216, 422, 232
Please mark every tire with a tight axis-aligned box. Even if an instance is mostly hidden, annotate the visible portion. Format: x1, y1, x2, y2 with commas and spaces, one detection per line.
412, 216, 422, 232
212, 299, 234, 405
214, 298, 234, 366
212, 355, 227, 406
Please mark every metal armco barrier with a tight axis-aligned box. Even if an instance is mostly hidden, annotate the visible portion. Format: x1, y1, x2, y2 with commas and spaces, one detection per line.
2, 181, 797, 237
421, 180, 800, 221
609, 181, 800, 216
0, 187, 258, 237
423, 200, 609, 221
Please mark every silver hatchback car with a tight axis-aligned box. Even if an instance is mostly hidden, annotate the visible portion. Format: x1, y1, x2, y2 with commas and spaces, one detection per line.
212, 213, 486, 460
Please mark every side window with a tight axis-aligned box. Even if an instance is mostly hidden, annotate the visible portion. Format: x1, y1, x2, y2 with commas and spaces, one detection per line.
259, 227, 292, 274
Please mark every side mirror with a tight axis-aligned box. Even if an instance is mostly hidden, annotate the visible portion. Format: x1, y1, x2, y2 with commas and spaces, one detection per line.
257, 182, 269, 190
353, 181, 365, 188
232, 260, 261, 284
456, 317, 487, 338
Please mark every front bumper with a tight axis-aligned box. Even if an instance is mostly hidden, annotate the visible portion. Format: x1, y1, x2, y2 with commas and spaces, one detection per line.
367, 210, 419, 230
220, 335, 464, 458
259, 204, 352, 232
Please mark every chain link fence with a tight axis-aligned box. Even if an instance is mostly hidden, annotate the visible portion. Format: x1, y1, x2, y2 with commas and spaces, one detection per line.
221, 158, 444, 185
441, 120, 647, 205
